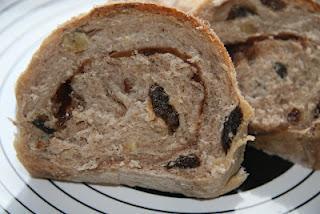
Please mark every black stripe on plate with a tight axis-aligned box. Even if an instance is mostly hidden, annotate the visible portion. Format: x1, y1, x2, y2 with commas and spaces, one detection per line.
0, 141, 66, 214
85, 183, 199, 214
0, 193, 11, 214
234, 171, 315, 211
1, 207, 10, 214
49, 180, 107, 214
85, 148, 314, 213
0, 205, 10, 214
0, 0, 24, 14
283, 191, 320, 214
0, 179, 35, 214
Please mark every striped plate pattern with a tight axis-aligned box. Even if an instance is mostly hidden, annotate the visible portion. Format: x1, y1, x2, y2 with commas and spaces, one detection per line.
0, 1, 319, 213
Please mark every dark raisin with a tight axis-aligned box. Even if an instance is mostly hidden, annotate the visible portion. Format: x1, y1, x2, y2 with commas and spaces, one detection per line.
166, 154, 200, 169
273, 62, 288, 79
314, 103, 320, 119
260, 0, 286, 11
32, 117, 56, 134
221, 106, 243, 153
227, 5, 257, 20
123, 78, 133, 93
191, 73, 202, 83
287, 108, 301, 123
52, 80, 73, 127
149, 84, 180, 134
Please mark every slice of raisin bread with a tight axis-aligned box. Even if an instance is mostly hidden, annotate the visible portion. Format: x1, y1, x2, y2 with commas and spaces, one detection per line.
175, 0, 320, 169
15, 3, 253, 198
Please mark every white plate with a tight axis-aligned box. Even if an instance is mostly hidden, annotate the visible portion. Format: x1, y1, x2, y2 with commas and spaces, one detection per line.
0, 1, 319, 213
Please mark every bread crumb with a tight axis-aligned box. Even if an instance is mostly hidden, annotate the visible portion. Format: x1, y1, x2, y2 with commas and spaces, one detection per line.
212, 164, 227, 175
129, 160, 142, 169
77, 160, 98, 171
188, 55, 201, 64
212, 0, 229, 6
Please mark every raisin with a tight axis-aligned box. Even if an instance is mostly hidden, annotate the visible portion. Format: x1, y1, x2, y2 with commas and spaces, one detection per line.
32, 117, 56, 134
273, 62, 288, 79
52, 80, 73, 127
166, 154, 200, 169
123, 78, 133, 93
191, 73, 202, 83
149, 84, 179, 134
260, 0, 286, 11
221, 106, 243, 153
227, 5, 257, 20
314, 103, 320, 119
287, 108, 301, 123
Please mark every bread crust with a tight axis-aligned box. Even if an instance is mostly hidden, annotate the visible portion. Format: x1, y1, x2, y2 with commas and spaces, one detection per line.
15, 2, 253, 198
194, 0, 320, 15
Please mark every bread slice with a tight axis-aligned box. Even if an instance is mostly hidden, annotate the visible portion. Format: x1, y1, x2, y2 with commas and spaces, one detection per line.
175, 0, 320, 169
14, 3, 253, 198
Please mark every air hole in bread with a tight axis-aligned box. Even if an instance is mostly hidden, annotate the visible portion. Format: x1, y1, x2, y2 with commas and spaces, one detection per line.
227, 5, 257, 20
260, 0, 286, 11
221, 106, 243, 153
166, 154, 200, 169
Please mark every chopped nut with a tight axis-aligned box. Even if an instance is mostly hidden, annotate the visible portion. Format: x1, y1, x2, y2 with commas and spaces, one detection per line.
125, 142, 137, 153
129, 160, 142, 169
62, 31, 89, 53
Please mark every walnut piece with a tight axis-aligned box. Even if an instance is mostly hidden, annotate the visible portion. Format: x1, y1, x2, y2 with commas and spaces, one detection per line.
62, 31, 89, 53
